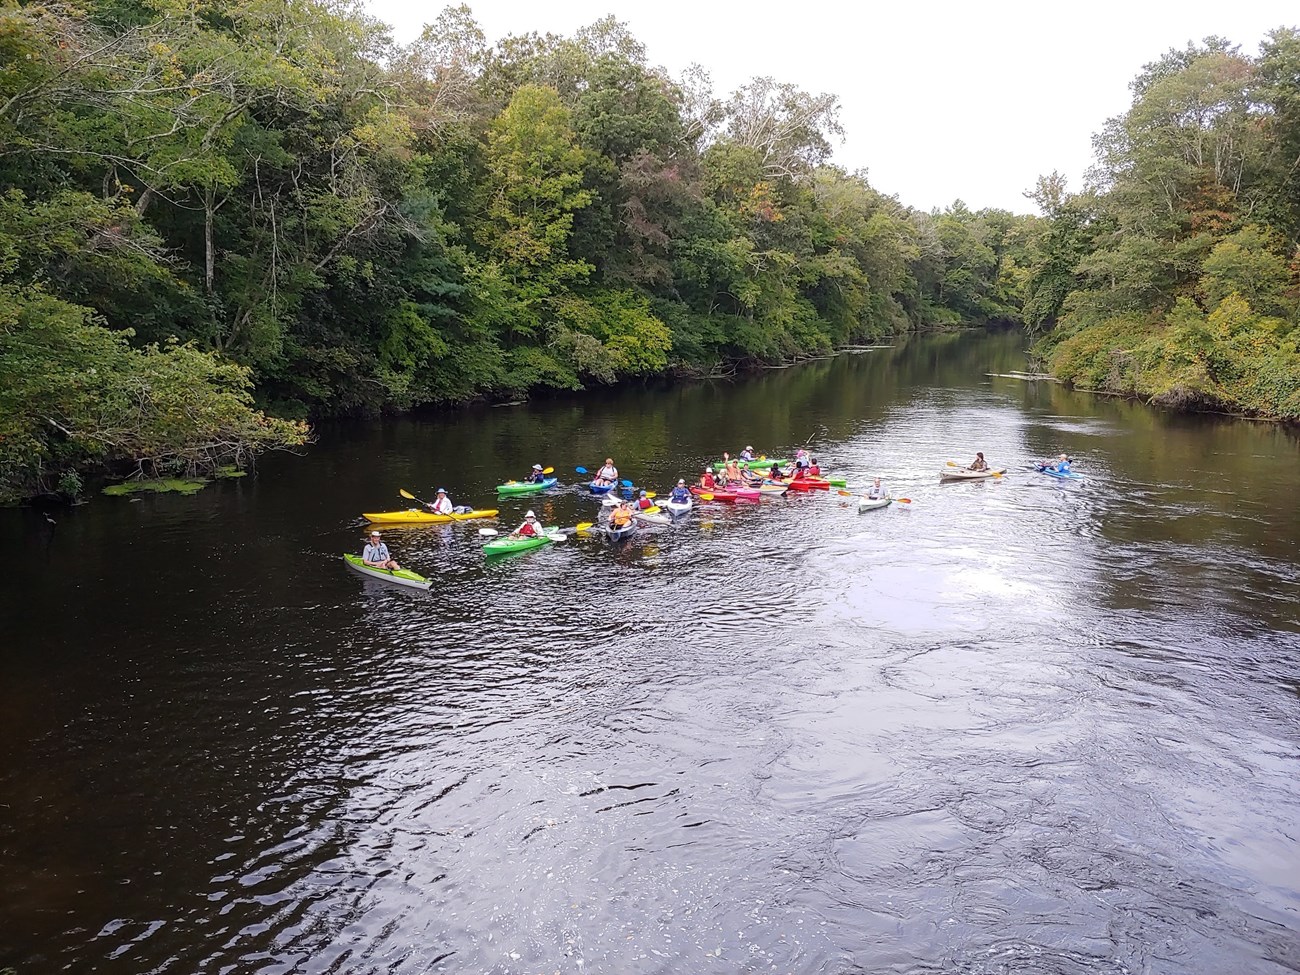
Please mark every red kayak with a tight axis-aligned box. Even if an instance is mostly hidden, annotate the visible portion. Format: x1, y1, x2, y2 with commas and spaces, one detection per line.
691, 486, 741, 503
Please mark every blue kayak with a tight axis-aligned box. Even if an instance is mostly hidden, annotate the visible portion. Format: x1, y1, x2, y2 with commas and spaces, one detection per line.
1037, 465, 1084, 480
589, 480, 616, 494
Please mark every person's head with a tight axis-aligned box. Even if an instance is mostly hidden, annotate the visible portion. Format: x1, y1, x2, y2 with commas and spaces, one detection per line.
677, 479, 685, 486
369, 531, 381, 542
745, 445, 753, 451
873, 477, 881, 485
604, 458, 614, 466
436, 488, 447, 495
525, 510, 536, 521
811, 457, 818, 465
532, 464, 542, 471
1059, 453, 1068, 460
639, 490, 647, 497
976, 452, 984, 460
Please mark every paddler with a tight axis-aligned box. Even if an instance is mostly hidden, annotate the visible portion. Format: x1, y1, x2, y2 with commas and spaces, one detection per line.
723, 459, 745, 484
636, 490, 654, 510
806, 458, 822, 477
699, 467, 718, 490
669, 479, 691, 504
767, 462, 785, 482
425, 488, 454, 514
362, 531, 401, 570
739, 445, 755, 462
513, 510, 547, 537
967, 452, 989, 472
595, 458, 619, 487
526, 464, 548, 483
609, 501, 634, 529
794, 448, 810, 470
866, 477, 888, 500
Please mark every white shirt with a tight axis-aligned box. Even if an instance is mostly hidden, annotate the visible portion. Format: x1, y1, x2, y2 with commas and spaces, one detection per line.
598, 465, 618, 481
431, 495, 453, 514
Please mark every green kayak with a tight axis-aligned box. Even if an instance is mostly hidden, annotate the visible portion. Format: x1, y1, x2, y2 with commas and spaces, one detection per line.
496, 477, 557, 495
483, 532, 557, 556
342, 554, 432, 590
711, 458, 790, 471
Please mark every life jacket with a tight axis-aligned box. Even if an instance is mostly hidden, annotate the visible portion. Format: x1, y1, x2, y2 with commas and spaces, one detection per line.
807, 465, 820, 476
701, 473, 716, 488
637, 498, 652, 509
519, 521, 540, 536
610, 508, 631, 527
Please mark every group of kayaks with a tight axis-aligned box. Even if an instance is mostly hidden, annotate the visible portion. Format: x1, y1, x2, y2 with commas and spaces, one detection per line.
343, 452, 1084, 588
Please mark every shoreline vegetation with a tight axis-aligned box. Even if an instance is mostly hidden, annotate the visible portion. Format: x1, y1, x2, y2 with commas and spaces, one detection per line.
1, 6, 1297, 504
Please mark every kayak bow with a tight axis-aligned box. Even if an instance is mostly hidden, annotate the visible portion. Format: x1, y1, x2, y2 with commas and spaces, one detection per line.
363, 508, 498, 524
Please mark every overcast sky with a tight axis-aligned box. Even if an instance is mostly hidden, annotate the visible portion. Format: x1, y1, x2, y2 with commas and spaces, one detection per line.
364, 0, 1297, 214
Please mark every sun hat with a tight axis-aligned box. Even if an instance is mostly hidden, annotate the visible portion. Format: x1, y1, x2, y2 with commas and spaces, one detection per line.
677, 479, 685, 485
436, 487, 447, 493
532, 464, 542, 470
525, 510, 536, 518
369, 531, 381, 538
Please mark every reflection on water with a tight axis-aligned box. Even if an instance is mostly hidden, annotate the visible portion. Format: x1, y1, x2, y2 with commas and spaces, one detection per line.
2, 330, 1298, 974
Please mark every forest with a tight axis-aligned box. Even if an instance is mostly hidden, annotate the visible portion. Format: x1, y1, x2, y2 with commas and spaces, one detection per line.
1, 1, 1297, 503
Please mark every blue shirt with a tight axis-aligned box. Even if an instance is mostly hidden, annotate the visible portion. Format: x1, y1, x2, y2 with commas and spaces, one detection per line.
670, 487, 690, 502
363, 542, 390, 562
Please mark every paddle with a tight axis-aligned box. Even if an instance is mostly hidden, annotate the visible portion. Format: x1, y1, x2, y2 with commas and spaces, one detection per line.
399, 487, 433, 507
575, 466, 589, 474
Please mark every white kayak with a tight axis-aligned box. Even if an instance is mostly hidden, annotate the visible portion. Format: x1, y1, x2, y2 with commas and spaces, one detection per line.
858, 497, 893, 512
939, 467, 1006, 481
633, 510, 671, 526
664, 499, 693, 517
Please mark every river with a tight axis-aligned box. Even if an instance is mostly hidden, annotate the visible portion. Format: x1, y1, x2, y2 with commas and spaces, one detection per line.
2, 329, 1298, 974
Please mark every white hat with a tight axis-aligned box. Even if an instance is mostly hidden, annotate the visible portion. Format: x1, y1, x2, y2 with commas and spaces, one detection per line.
525, 510, 536, 518
532, 464, 543, 470
677, 479, 685, 485
369, 530, 381, 538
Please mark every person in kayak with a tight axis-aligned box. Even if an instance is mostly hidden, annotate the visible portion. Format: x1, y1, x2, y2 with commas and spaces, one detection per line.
723, 459, 745, 484
363, 531, 401, 570
513, 511, 547, 538
595, 458, 619, 487
768, 462, 785, 481
609, 502, 634, 529
967, 452, 989, 472
699, 468, 718, 490
669, 480, 691, 504
636, 490, 654, 510
794, 448, 810, 470
806, 458, 822, 477
526, 464, 547, 483
739, 446, 755, 462
866, 477, 888, 499
426, 488, 454, 514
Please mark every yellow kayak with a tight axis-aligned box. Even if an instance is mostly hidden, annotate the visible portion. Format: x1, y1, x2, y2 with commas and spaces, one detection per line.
363, 508, 498, 524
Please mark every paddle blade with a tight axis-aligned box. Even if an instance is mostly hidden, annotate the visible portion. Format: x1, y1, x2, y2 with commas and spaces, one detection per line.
644, 491, 657, 498
620, 479, 634, 488
699, 493, 714, 500
837, 489, 853, 497
946, 461, 959, 467
400, 488, 418, 500
478, 528, 499, 537
896, 498, 912, 504
575, 521, 595, 532
543, 467, 554, 474
546, 532, 567, 543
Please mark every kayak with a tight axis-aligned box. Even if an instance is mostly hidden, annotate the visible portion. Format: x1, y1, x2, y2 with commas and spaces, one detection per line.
496, 477, 557, 495
589, 481, 616, 494
342, 553, 432, 590
604, 521, 637, 542
712, 458, 790, 471
632, 511, 671, 526
757, 483, 788, 496
940, 468, 1007, 481
664, 499, 693, 517
722, 485, 762, 499
858, 497, 893, 513
1037, 466, 1084, 480
780, 478, 831, 491
691, 486, 741, 503
483, 532, 558, 556
363, 508, 498, 525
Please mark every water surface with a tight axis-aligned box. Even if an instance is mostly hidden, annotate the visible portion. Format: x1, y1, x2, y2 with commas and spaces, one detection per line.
2, 330, 1298, 974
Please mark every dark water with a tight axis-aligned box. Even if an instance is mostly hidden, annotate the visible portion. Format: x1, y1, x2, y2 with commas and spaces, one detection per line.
3, 330, 1299, 974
